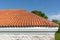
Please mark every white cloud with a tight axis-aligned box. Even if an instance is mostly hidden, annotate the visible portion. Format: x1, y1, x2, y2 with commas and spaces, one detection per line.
49, 14, 60, 20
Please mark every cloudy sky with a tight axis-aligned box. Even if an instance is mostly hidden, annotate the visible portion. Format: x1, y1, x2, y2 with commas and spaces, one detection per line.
0, 0, 60, 20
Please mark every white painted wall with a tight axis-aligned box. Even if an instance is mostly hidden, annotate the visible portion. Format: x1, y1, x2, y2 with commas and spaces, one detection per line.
0, 34, 55, 40
0, 27, 58, 40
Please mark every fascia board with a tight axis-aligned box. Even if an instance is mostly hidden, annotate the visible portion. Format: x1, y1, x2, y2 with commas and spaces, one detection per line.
0, 27, 58, 32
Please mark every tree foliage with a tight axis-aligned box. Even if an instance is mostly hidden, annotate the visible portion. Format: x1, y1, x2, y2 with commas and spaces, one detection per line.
52, 19, 59, 24
52, 19, 60, 33
31, 10, 48, 19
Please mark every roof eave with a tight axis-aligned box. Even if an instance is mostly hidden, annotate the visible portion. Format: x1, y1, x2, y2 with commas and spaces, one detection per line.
0, 26, 58, 32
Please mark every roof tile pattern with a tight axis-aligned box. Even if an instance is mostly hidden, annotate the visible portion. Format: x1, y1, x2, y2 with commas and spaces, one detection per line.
0, 10, 58, 27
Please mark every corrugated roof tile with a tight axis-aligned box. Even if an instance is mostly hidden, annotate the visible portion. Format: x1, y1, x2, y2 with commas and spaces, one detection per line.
0, 10, 58, 27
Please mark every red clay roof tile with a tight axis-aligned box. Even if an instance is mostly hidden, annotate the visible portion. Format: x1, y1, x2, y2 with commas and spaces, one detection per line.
0, 10, 58, 27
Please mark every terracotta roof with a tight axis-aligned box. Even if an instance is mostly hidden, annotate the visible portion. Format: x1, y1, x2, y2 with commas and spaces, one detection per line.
0, 10, 58, 27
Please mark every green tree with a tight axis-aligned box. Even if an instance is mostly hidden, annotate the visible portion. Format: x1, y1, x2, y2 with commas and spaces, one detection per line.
52, 19, 59, 24
52, 19, 60, 33
31, 10, 48, 19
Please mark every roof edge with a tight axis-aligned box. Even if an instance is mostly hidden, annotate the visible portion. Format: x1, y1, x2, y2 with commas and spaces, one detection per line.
0, 27, 58, 32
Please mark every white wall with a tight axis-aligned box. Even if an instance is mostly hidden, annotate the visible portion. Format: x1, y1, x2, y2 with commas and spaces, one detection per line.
0, 27, 58, 40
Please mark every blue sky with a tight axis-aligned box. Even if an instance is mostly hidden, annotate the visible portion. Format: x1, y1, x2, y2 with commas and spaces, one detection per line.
0, 0, 60, 20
